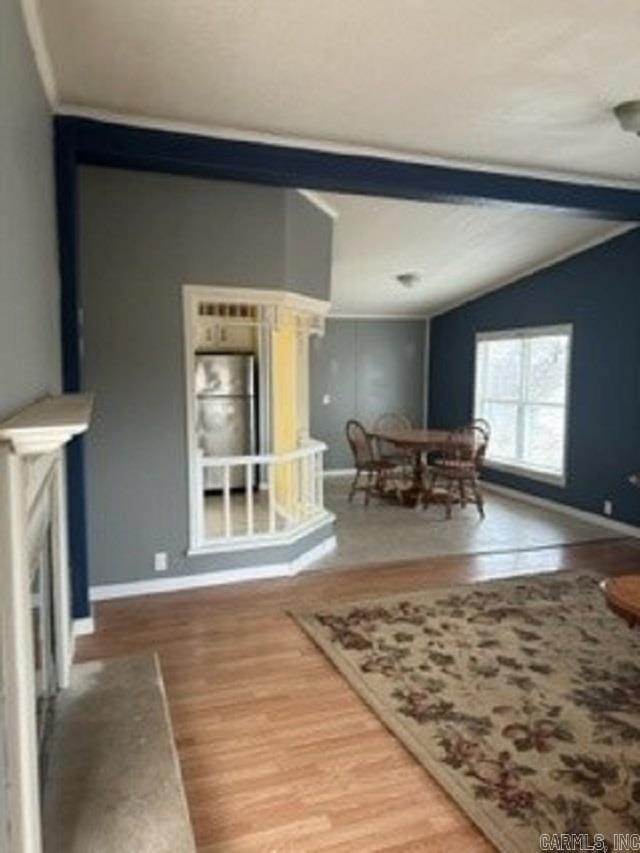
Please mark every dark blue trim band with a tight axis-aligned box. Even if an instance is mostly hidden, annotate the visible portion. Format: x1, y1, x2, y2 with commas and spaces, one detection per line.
66, 116, 640, 220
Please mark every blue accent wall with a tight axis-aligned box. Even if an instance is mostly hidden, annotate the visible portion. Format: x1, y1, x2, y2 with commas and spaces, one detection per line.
429, 228, 640, 527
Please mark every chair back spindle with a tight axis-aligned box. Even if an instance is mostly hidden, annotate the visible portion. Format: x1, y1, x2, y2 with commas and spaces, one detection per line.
472, 418, 491, 443
373, 413, 411, 459
442, 425, 488, 471
346, 419, 374, 467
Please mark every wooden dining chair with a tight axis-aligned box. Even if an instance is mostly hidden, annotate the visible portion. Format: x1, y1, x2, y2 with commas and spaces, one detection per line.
423, 425, 488, 519
373, 411, 414, 462
472, 417, 491, 443
345, 419, 396, 505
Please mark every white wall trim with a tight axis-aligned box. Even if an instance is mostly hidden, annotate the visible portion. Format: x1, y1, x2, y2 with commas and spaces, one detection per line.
429, 224, 637, 319
297, 190, 339, 220
72, 616, 95, 637
68, 615, 97, 666
90, 534, 337, 602
483, 481, 640, 539
20, 0, 57, 107
324, 468, 356, 478
55, 104, 640, 192
329, 313, 429, 320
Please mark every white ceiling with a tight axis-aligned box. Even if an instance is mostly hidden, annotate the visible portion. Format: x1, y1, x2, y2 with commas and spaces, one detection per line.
39, 0, 640, 184
320, 192, 631, 316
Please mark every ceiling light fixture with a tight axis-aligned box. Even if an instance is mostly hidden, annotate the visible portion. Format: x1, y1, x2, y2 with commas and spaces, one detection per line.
613, 100, 640, 136
396, 272, 421, 289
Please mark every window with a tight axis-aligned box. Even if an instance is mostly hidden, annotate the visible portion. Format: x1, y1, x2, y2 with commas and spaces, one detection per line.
474, 325, 571, 484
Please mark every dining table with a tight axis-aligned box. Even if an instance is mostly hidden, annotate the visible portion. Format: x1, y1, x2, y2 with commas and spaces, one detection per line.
368, 427, 475, 506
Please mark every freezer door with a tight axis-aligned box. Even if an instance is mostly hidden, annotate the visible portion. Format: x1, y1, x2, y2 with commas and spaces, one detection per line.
195, 354, 254, 397
197, 397, 256, 489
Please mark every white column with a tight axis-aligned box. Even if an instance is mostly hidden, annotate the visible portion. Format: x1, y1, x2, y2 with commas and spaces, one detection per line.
316, 449, 324, 511
296, 323, 310, 444
223, 465, 232, 538
245, 464, 254, 536
305, 454, 312, 517
51, 451, 72, 690
0, 444, 42, 853
195, 452, 205, 543
268, 462, 276, 533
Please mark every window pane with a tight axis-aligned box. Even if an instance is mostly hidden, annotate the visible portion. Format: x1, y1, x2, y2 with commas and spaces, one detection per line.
523, 404, 565, 473
526, 335, 569, 404
475, 328, 570, 480
484, 401, 519, 462
483, 338, 522, 401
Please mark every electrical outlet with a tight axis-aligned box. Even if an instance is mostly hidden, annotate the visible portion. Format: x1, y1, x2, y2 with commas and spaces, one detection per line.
322, 393, 331, 405
603, 500, 613, 517
154, 551, 168, 572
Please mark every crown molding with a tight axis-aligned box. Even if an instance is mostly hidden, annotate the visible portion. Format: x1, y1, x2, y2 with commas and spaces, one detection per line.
56, 103, 640, 193
297, 189, 339, 220
428, 223, 638, 319
20, 0, 57, 107
328, 312, 429, 320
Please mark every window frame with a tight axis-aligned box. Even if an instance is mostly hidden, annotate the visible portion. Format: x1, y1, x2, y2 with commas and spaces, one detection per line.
473, 324, 573, 487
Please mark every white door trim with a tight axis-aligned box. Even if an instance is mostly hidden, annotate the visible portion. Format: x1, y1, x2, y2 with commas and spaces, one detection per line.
183, 284, 331, 551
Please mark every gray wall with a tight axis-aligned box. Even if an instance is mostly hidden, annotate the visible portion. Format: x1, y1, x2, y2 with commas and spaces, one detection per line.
79, 166, 333, 586
0, 0, 60, 843
310, 319, 427, 470
0, 0, 60, 419
285, 191, 332, 301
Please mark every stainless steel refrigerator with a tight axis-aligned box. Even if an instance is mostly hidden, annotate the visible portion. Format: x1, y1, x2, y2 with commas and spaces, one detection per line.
195, 353, 257, 490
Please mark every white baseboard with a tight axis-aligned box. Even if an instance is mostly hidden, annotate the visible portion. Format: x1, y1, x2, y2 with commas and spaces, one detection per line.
67, 613, 96, 669
72, 615, 96, 636
90, 535, 337, 602
483, 481, 640, 538
291, 534, 337, 571
324, 468, 356, 478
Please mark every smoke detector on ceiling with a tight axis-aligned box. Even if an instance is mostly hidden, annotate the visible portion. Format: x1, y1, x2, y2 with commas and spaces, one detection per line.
613, 100, 640, 136
396, 272, 421, 289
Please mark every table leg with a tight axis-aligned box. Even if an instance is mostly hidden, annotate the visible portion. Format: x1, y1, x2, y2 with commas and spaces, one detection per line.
397, 450, 424, 506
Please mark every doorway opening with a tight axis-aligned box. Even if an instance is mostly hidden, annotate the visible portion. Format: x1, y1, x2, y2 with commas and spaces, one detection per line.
183, 285, 333, 553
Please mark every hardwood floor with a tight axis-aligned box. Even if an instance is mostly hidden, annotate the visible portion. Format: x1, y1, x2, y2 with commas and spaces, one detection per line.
77, 539, 640, 852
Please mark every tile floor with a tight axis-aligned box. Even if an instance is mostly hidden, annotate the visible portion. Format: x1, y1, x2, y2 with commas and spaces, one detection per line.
316, 475, 616, 569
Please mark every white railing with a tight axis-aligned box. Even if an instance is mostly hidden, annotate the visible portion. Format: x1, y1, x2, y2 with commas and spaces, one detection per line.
195, 439, 328, 547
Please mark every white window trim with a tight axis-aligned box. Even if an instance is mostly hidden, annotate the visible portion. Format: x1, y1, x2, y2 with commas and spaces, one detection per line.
473, 324, 573, 488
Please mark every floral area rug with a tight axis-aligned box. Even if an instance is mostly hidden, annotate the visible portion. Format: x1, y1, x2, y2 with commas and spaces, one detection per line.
291, 572, 640, 852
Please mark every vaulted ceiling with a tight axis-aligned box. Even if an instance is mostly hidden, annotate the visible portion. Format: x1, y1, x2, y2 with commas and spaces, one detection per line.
319, 192, 631, 315
39, 0, 640, 184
